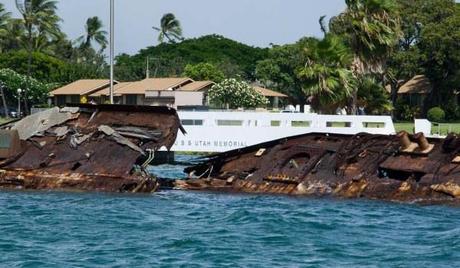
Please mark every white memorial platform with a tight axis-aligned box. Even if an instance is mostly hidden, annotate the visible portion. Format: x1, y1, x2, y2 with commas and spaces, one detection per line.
172, 111, 396, 153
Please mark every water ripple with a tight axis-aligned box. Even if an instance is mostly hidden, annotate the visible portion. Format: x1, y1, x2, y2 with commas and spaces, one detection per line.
0, 189, 460, 267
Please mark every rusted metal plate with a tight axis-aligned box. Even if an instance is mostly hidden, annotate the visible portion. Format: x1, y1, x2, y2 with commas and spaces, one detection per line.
179, 132, 460, 204
0, 104, 182, 193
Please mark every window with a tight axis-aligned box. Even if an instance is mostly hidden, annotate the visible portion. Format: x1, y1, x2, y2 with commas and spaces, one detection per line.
126, 95, 137, 105
327, 122, 351, 128
114, 96, 122, 104
70, 95, 80, 104
291, 121, 311, 127
56, 96, 66, 106
271, 121, 281, 127
217, 120, 243, 126
363, 122, 385, 128
99, 96, 108, 104
181, 120, 204, 126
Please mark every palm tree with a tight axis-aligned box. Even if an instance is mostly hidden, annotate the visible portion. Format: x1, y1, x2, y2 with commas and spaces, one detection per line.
15, 0, 61, 113
35, 13, 63, 52
2, 19, 26, 52
0, 3, 11, 52
0, 3, 11, 33
153, 13, 184, 43
357, 76, 392, 115
331, 0, 401, 113
77, 16, 108, 51
15, 0, 61, 51
319, 15, 328, 37
297, 35, 355, 114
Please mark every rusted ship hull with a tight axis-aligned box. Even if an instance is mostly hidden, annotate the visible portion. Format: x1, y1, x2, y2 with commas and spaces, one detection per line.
0, 104, 183, 193
178, 132, 460, 204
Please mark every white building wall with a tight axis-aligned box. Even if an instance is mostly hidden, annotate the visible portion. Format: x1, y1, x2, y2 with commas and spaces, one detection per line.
174, 91, 204, 107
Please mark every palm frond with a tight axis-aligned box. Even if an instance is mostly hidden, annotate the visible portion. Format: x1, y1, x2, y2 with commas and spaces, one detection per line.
154, 13, 184, 43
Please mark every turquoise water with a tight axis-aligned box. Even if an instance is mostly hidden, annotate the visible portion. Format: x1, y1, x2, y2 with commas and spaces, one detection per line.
1, 157, 460, 267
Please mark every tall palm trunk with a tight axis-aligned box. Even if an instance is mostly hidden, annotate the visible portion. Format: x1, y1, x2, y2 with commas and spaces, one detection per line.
350, 56, 365, 115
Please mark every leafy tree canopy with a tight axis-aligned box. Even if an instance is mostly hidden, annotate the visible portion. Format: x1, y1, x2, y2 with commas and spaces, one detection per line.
0, 68, 55, 106
115, 35, 268, 81
255, 38, 314, 105
297, 35, 354, 114
0, 50, 65, 82
183, 62, 225, 83
0, 50, 107, 84
208, 78, 268, 109
357, 76, 392, 115
388, 0, 460, 109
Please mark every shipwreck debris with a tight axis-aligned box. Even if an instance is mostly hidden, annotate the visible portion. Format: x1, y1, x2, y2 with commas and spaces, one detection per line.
0, 104, 183, 193
179, 132, 460, 204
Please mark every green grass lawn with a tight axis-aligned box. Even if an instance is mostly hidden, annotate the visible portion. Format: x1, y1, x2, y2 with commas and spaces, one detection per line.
0, 117, 13, 125
394, 122, 460, 135
394, 122, 414, 133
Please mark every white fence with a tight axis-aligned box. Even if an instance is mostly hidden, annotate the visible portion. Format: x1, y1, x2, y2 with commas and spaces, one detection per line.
415, 119, 453, 138
172, 112, 396, 152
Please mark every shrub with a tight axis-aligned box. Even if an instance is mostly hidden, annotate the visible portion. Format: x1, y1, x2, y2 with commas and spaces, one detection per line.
183, 63, 225, 83
444, 99, 460, 121
394, 98, 420, 121
208, 78, 268, 109
0, 50, 65, 82
0, 68, 55, 105
427, 107, 446, 122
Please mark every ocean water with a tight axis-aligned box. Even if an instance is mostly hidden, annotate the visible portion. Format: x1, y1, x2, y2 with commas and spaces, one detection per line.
0, 157, 460, 267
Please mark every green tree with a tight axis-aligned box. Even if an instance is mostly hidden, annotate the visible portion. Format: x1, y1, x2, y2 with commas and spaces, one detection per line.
415, 1, 460, 107
357, 76, 392, 115
0, 50, 107, 84
183, 63, 225, 82
0, 50, 65, 82
2, 19, 25, 52
331, 0, 401, 113
255, 38, 313, 106
0, 3, 11, 52
387, 0, 460, 115
386, 0, 449, 107
77, 16, 108, 51
152, 13, 184, 43
116, 35, 267, 81
15, 0, 62, 52
0, 68, 54, 107
208, 78, 268, 109
297, 35, 355, 114
15, 0, 61, 112
48, 37, 74, 60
